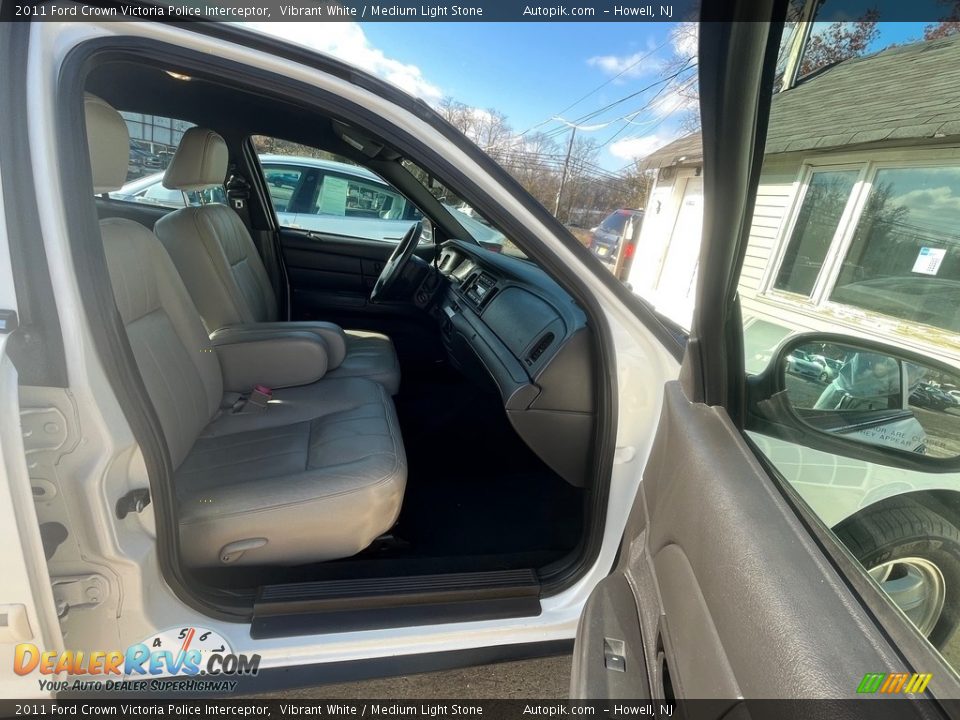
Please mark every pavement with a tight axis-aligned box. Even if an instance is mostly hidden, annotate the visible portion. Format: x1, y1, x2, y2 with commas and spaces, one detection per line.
255, 656, 572, 699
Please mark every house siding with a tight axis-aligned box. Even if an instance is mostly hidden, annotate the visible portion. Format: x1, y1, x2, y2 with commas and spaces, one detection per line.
739, 157, 800, 298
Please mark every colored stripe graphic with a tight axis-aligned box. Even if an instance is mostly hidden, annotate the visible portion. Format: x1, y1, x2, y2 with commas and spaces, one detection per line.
857, 672, 933, 694
857, 673, 885, 693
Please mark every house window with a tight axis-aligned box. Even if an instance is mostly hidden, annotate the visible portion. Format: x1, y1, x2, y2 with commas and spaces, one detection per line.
830, 166, 960, 333
767, 160, 960, 336
774, 169, 858, 296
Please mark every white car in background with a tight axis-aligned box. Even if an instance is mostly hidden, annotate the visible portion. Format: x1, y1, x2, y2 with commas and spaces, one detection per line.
110, 156, 508, 252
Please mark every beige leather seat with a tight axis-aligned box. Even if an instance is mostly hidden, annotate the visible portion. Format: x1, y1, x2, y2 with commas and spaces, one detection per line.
154, 128, 400, 395
85, 95, 407, 567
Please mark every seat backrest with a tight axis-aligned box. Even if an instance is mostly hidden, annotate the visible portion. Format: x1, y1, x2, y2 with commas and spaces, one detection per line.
155, 128, 278, 331
85, 95, 223, 468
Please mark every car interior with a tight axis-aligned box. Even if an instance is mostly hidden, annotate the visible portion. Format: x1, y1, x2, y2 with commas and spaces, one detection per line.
79, 59, 602, 612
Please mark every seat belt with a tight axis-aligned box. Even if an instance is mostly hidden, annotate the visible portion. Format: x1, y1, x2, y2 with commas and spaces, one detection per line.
226, 166, 288, 318
225, 167, 254, 239
227, 385, 273, 415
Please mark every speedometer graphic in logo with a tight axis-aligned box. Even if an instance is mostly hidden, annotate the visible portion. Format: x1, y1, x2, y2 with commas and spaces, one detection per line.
128, 626, 233, 678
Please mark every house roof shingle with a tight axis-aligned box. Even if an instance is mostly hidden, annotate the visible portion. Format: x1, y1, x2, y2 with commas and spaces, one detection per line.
766, 32, 960, 154
639, 132, 703, 169
640, 33, 960, 166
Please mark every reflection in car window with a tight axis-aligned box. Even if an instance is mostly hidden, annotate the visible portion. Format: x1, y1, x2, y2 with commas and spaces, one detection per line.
774, 170, 858, 296
739, 14, 960, 671
262, 166, 303, 212
102, 113, 207, 210
831, 166, 960, 333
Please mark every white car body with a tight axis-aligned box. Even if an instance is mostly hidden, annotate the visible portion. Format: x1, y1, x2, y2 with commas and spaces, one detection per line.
109, 158, 508, 249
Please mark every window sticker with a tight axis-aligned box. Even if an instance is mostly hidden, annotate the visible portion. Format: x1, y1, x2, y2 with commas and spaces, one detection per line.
911, 247, 947, 276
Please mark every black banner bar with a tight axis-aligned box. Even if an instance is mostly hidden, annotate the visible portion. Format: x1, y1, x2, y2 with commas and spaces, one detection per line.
0, 699, 956, 719
8, 0, 960, 22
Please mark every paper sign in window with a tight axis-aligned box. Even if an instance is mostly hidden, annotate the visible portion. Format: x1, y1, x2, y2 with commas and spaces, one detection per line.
318, 176, 348, 216
912, 247, 946, 276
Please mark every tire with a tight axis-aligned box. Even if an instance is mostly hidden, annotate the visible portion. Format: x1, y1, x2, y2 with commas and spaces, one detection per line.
835, 500, 960, 649
819, 371, 829, 383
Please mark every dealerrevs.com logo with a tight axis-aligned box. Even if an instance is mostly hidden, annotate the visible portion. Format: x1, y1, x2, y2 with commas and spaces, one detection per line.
13, 627, 261, 693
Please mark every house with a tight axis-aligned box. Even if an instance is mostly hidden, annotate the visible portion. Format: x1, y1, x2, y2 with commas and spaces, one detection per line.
627, 33, 960, 369
626, 133, 703, 328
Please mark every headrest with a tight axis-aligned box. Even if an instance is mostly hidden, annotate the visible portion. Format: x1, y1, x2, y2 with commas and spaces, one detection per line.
163, 127, 228, 191
84, 94, 129, 194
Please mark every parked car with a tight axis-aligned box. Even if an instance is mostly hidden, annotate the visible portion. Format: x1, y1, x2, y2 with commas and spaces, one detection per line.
786, 348, 828, 381
811, 354, 845, 382
587, 208, 643, 266
911, 382, 956, 412
109, 172, 227, 208
110, 157, 507, 251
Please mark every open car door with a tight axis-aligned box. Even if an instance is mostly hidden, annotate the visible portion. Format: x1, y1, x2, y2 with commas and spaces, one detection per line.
0, 23, 64, 696
571, 8, 960, 707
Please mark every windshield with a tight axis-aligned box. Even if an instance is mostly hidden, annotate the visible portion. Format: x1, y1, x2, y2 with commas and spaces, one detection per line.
402, 159, 527, 259
599, 211, 631, 234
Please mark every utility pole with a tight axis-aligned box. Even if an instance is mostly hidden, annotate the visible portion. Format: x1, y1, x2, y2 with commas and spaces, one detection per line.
553, 126, 577, 219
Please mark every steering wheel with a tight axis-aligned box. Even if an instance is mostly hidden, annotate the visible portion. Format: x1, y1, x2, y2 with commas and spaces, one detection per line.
370, 221, 423, 303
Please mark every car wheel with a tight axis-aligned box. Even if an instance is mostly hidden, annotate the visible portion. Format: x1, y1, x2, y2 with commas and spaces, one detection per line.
819, 371, 829, 382
835, 500, 960, 648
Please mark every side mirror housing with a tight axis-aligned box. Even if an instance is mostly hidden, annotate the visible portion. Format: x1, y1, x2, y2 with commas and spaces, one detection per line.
746, 333, 960, 473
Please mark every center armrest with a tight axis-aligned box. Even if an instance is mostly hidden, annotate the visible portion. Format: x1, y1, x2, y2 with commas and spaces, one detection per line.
213, 322, 348, 369
211, 328, 331, 392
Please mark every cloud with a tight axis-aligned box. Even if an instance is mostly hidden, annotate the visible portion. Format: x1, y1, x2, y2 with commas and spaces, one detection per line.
608, 133, 679, 161
586, 35, 661, 79
586, 50, 657, 79
669, 22, 698, 60
889, 182, 960, 233
243, 22, 443, 102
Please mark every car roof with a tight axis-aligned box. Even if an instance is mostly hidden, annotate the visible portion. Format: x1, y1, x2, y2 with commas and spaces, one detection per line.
258, 155, 386, 184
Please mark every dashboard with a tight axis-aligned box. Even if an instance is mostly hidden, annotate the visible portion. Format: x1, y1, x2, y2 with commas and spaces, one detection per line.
429, 240, 596, 487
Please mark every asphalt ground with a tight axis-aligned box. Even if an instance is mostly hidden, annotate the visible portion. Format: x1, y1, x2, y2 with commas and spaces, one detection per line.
253, 656, 572, 700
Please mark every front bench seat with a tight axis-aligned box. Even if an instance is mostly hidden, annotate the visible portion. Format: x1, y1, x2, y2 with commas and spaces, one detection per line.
154, 127, 400, 395
85, 94, 406, 567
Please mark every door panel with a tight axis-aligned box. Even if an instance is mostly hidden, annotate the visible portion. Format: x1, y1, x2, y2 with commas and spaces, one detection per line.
573, 382, 922, 703
280, 228, 442, 370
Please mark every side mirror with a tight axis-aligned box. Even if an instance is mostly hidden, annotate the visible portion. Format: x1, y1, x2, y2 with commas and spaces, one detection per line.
746, 333, 960, 472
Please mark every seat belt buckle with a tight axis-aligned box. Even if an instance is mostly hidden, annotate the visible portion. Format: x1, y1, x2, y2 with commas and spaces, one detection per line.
247, 384, 273, 409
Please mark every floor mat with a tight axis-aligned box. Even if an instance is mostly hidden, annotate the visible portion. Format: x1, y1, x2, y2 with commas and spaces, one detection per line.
391, 367, 584, 558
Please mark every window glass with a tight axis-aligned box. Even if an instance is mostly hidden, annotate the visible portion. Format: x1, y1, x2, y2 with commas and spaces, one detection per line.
121, 112, 192, 184
253, 135, 429, 245
262, 165, 303, 213
739, 14, 960, 675
400, 158, 526, 259
103, 112, 215, 210
830, 166, 960, 333
774, 170, 858, 296
599, 211, 630, 234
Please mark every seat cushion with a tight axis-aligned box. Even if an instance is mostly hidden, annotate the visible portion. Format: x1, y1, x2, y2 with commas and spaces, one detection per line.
174, 377, 407, 567
326, 330, 401, 396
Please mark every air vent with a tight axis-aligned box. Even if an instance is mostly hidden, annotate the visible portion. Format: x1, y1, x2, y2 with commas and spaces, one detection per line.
526, 332, 554, 365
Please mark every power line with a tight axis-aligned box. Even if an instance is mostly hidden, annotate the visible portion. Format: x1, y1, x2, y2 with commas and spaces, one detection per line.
517, 38, 671, 138
537, 60, 697, 142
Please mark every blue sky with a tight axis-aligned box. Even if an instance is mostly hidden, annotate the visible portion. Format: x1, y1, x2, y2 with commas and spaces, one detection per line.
248, 21, 936, 171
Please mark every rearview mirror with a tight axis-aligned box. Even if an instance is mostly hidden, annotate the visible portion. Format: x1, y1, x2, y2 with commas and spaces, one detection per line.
747, 334, 960, 471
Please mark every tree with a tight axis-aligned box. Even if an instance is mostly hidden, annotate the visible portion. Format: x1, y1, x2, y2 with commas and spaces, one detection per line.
798, 11, 881, 76
924, 21, 960, 40
658, 22, 701, 132
435, 97, 512, 151
921, 1, 960, 39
